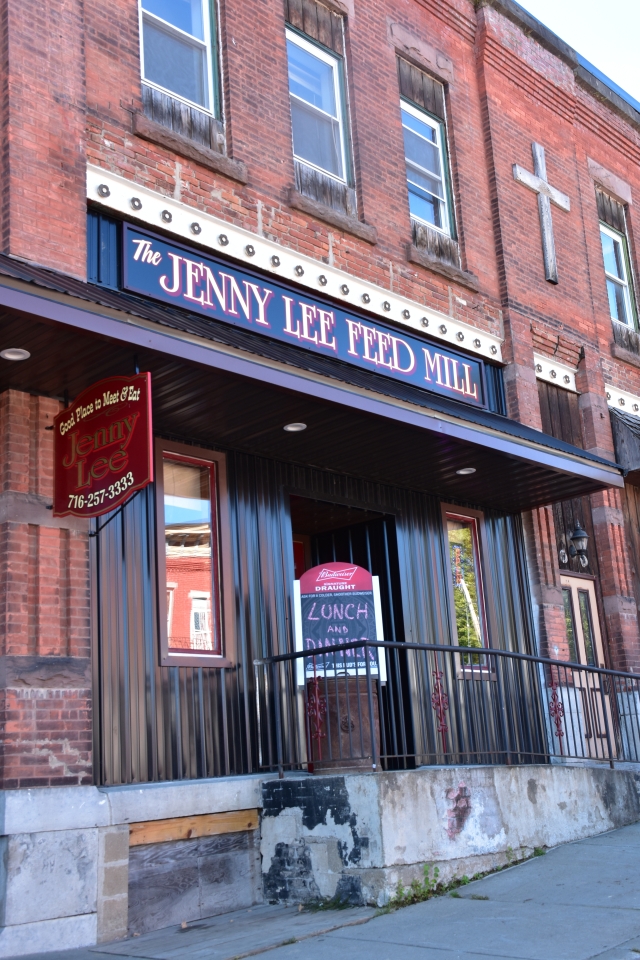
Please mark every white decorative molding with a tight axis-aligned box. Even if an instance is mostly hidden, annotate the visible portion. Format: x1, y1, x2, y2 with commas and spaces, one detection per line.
533, 353, 578, 393
605, 384, 640, 416
87, 165, 503, 363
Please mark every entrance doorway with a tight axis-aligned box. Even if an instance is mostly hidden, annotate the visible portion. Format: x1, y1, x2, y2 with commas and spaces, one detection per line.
560, 574, 612, 759
290, 495, 411, 767
290, 494, 404, 646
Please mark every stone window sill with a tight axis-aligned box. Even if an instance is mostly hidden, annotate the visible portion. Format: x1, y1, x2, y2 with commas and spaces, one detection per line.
611, 342, 640, 369
288, 189, 377, 245
132, 113, 248, 185
406, 244, 479, 292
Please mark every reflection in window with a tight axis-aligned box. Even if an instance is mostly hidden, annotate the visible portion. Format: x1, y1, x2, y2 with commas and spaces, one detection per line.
447, 515, 485, 655
190, 594, 211, 649
562, 587, 578, 663
163, 456, 218, 653
578, 590, 596, 666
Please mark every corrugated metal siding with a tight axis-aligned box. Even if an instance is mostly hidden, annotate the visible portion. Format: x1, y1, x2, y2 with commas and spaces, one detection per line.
92, 447, 537, 785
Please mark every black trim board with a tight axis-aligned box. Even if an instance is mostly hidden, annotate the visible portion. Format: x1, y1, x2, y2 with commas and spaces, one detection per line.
0, 276, 622, 492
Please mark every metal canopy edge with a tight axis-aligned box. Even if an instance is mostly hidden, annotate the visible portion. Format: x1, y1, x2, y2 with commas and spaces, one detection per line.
0, 276, 623, 494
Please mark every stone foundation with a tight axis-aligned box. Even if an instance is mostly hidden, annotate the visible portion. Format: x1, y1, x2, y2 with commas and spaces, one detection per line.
260, 765, 640, 907
0, 764, 638, 956
0, 775, 267, 957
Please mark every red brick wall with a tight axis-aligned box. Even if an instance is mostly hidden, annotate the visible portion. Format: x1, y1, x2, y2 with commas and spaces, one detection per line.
0, 391, 92, 787
166, 556, 214, 651
83, 0, 503, 336
475, 4, 640, 669
85, 0, 640, 666
3, 0, 640, 773
0, 0, 87, 278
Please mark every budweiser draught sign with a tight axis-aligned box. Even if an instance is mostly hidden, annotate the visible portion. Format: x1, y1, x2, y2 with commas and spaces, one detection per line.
53, 373, 153, 518
293, 563, 387, 682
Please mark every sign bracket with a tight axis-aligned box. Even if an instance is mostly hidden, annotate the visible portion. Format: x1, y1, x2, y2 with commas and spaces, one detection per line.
88, 487, 143, 538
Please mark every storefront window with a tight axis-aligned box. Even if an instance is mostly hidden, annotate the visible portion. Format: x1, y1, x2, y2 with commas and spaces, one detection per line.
446, 513, 486, 654
562, 587, 579, 663
162, 454, 220, 655
578, 590, 596, 666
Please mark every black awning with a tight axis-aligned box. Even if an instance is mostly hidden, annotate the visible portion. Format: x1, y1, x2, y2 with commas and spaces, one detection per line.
610, 407, 640, 485
0, 263, 623, 513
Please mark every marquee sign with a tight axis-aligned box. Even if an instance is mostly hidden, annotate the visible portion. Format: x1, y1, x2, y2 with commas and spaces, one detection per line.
53, 373, 153, 518
293, 562, 386, 683
123, 225, 486, 408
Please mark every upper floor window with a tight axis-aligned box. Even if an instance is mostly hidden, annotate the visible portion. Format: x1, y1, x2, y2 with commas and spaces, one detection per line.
595, 187, 637, 330
140, 0, 215, 112
286, 30, 347, 183
600, 224, 636, 328
402, 101, 450, 236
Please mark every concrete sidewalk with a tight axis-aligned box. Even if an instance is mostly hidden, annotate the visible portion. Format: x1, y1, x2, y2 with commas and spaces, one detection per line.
16, 821, 640, 960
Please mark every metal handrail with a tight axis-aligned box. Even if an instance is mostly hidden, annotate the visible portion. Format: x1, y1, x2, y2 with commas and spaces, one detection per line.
255, 639, 640, 682
254, 638, 640, 776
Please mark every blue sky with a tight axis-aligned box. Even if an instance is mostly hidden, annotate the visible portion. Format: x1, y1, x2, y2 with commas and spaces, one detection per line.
519, 0, 640, 103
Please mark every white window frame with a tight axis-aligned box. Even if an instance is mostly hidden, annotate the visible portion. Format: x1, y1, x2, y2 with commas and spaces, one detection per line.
401, 99, 451, 237
600, 222, 636, 328
189, 592, 213, 648
286, 29, 348, 185
139, 0, 216, 115
166, 581, 177, 635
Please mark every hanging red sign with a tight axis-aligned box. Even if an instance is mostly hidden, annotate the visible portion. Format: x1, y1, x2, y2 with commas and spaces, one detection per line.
53, 373, 153, 518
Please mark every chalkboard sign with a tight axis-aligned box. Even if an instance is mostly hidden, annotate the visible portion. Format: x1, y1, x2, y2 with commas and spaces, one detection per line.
293, 563, 386, 684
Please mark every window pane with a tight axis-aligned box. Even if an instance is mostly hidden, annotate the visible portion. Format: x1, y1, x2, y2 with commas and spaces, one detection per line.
607, 278, 630, 325
562, 588, 578, 663
142, 0, 205, 39
578, 591, 596, 666
402, 120, 442, 178
290, 98, 343, 178
402, 109, 447, 231
447, 517, 484, 651
164, 458, 215, 652
408, 187, 445, 230
143, 19, 208, 107
601, 230, 625, 280
402, 109, 437, 141
287, 39, 337, 117
406, 163, 444, 200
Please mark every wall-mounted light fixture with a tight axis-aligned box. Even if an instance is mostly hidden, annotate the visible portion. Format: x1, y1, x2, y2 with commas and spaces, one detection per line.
569, 523, 589, 568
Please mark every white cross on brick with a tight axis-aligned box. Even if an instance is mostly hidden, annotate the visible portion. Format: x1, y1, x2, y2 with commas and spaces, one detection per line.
513, 143, 570, 285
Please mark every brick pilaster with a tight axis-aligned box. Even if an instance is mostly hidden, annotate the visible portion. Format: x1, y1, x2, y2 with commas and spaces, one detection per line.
1, 0, 87, 277
0, 390, 92, 787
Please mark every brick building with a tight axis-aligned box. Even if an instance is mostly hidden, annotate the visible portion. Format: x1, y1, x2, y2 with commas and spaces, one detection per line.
1, 0, 640, 952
